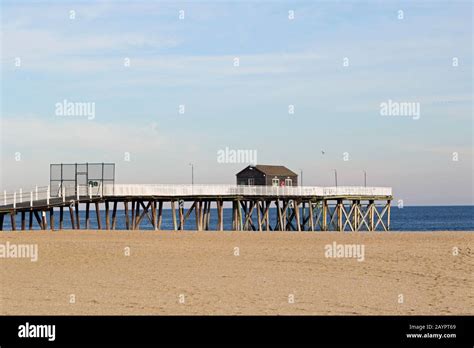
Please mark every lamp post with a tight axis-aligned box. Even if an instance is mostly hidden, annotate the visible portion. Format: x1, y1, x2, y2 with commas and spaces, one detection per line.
300, 168, 304, 230
189, 163, 194, 186
363, 170, 367, 187
334, 169, 338, 187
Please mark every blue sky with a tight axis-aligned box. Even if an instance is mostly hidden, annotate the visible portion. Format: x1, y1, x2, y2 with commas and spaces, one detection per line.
1, 0, 472, 205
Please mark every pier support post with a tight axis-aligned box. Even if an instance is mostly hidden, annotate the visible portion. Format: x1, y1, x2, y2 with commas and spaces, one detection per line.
294, 200, 301, 232
171, 200, 177, 231
208, 201, 212, 230
158, 201, 163, 230
112, 201, 118, 230
236, 200, 242, 231
75, 202, 80, 229
179, 201, 184, 231
256, 201, 262, 231
216, 200, 221, 231
152, 201, 157, 230
322, 200, 328, 231
194, 201, 199, 231
203, 201, 208, 230
60, 206, 64, 230
202, 201, 207, 230
41, 211, 47, 230
85, 202, 90, 229
96, 202, 102, 230
351, 200, 359, 231
105, 201, 110, 230
134, 201, 140, 230
206, 201, 211, 230
69, 204, 76, 229
231, 201, 234, 230
337, 199, 343, 231
357, 200, 362, 231
219, 200, 224, 231
21, 211, 26, 230
130, 201, 135, 230
264, 201, 271, 231
124, 201, 130, 230
370, 200, 375, 231
244, 201, 250, 230
10, 212, 16, 231
387, 200, 391, 231
301, 201, 305, 231
50, 208, 54, 231
276, 200, 283, 231
198, 201, 203, 231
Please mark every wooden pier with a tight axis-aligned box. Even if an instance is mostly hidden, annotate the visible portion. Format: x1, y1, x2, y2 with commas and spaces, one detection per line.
0, 185, 392, 232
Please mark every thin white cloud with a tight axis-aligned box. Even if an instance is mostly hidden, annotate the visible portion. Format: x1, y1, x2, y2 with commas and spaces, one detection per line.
2, 116, 166, 154
2, 28, 179, 62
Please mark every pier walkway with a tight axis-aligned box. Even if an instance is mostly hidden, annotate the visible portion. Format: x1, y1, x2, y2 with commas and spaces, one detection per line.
0, 184, 393, 232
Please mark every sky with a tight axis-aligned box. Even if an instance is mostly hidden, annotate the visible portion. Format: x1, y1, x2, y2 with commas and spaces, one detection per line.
0, 0, 472, 205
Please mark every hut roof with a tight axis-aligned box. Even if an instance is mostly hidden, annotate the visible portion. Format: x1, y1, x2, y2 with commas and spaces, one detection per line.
237, 165, 297, 177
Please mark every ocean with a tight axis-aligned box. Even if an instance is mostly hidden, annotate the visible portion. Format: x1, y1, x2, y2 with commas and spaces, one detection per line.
1, 206, 473, 231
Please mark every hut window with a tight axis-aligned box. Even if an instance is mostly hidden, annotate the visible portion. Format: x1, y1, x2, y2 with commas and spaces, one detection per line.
248, 178, 255, 185
272, 178, 279, 186
285, 178, 292, 186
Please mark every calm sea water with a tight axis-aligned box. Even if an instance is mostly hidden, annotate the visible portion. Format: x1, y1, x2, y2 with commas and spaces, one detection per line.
2, 206, 473, 231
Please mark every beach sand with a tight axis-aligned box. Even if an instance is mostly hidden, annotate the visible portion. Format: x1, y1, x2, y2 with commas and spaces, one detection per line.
0, 230, 472, 315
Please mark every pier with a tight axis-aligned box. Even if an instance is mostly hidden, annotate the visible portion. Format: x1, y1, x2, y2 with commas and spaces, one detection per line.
0, 184, 392, 232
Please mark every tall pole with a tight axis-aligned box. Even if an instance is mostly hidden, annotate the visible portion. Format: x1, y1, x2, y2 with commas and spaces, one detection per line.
363, 170, 367, 187
300, 168, 304, 230
334, 169, 338, 187
189, 163, 194, 186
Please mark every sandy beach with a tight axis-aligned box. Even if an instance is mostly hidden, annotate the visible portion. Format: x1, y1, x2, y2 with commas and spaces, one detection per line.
0, 230, 472, 315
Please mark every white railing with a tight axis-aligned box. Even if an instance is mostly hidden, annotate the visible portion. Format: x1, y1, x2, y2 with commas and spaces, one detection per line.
0, 184, 392, 208
103, 184, 392, 198
1, 186, 50, 208
0, 184, 103, 208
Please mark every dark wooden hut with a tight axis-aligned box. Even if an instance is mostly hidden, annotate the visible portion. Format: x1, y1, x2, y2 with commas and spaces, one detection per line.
236, 165, 298, 186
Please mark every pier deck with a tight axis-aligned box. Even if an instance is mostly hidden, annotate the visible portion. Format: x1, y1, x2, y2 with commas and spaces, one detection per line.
0, 184, 392, 232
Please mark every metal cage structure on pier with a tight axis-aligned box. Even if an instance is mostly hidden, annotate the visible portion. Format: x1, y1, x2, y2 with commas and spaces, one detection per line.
49, 163, 115, 197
